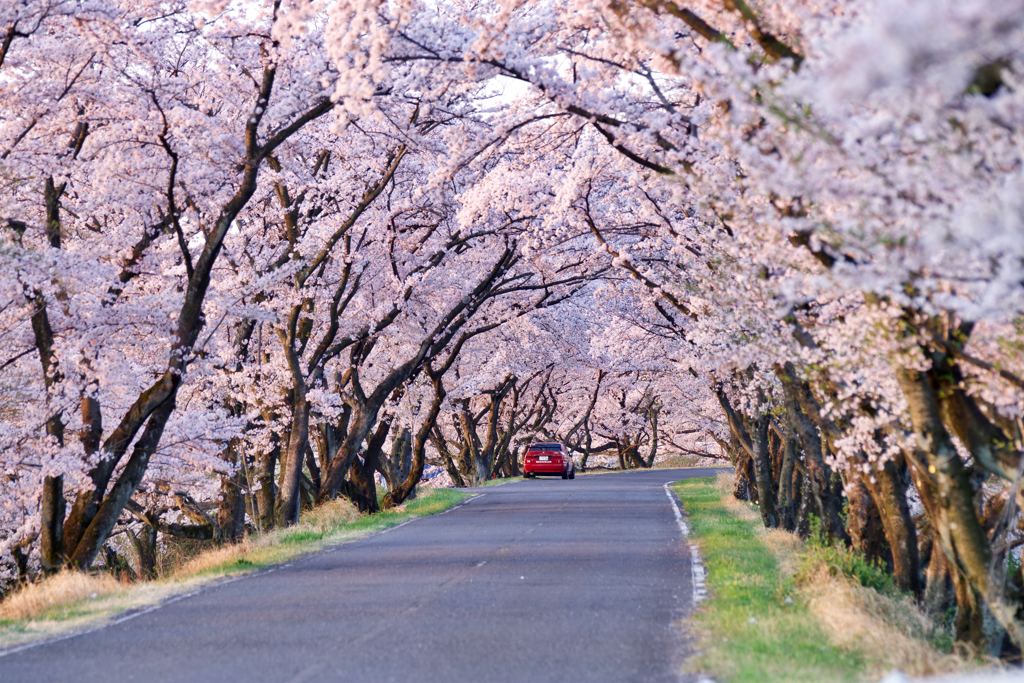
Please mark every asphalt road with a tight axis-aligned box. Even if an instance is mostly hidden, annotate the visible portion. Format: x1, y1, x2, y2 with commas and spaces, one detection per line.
0, 468, 720, 683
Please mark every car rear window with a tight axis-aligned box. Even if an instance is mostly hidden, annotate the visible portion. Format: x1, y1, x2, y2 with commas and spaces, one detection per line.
528, 443, 561, 451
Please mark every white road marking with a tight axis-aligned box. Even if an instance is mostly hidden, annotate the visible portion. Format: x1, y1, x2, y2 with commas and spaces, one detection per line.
664, 482, 708, 604
379, 519, 415, 534
434, 493, 482, 516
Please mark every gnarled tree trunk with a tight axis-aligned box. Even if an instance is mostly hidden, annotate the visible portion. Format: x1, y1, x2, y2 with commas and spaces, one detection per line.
895, 362, 1020, 652
383, 369, 446, 509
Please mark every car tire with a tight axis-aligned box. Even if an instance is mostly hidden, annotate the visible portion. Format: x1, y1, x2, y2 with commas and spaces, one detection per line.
561, 468, 569, 480
569, 467, 575, 480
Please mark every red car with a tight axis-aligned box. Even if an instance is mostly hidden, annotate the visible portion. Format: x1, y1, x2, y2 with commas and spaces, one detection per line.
523, 442, 575, 479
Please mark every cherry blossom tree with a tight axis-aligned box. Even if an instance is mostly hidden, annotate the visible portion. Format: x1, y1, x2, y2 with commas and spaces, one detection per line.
0, 0, 339, 572
2, 0, 1023, 658
390, 0, 1024, 652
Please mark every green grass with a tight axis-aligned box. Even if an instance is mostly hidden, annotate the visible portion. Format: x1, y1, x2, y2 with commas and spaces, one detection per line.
673, 477, 865, 683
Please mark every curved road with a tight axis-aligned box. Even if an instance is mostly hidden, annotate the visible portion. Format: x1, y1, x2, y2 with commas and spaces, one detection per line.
0, 468, 719, 683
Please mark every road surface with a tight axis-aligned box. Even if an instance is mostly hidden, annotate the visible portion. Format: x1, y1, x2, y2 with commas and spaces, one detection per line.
0, 468, 720, 683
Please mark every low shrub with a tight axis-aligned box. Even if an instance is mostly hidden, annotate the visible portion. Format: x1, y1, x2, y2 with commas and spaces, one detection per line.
800, 518, 896, 596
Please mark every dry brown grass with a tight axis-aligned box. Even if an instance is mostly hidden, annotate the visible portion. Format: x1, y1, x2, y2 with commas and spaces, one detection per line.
172, 497, 359, 578
711, 469, 737, 495
763, 528, 803, 579
0, 571, 125, 622
802, 565, 979, 678
715, 472, 760, 520
654, 455, 725, 469
170, 538, 255, 578
0, 574, 202, 650
301, 497, 361, 531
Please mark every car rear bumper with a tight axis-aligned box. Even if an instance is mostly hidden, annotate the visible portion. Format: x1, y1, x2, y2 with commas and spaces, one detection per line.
525, 462, 566, 475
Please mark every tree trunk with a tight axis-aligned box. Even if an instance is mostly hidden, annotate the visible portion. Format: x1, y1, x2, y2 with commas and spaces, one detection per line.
774, 365, 849, 544
507, 445, 522, 477
776, 361, 918, 587
378, 425, 411, 493
625, 442, 645, 469
472, 449, 491, 484
847, 477, 887, 566
581, 423, 593, 471
923, 534, 955, 620
60, 396, 103, 559
750, 415, 779, 528
383, 372, 446, 509
318, 402, 380, 503
217, 439, 247, 543
318, 351, 443, 504
68, 395, 178, 569
130, 519, 158, 581
274, 420, 292, 512
778, 430, 797, 531
455, 442, 475, 484
255, 441, 279, 532
643, 408, 660, 467
769, 424, 783, 484
305, 443, 321, 501
795, 467, 815, 538
40, 475, 66, 571
432, 428, 467, 488
716, 386, 761, 508
32, 285, 67, 571
276, 390, 310, 527
349, 419, 390, 513
895, 363, 1020, 651
732, 453, 752, 501
861, 459, 921, 596
11, 536, 36, 583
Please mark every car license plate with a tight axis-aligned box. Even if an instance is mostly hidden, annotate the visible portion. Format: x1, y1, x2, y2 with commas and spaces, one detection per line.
538, 456, 549, 461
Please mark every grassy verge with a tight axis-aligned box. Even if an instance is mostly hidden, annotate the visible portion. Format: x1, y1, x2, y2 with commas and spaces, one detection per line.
673, 474, 977, 682
0, 487, 469, 650
480, 476, 523, 487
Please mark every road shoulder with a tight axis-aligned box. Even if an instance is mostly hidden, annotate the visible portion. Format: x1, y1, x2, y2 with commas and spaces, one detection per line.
673, 473, 992, 682
0, 488, 470, 653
